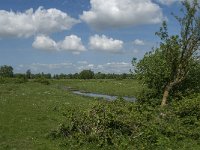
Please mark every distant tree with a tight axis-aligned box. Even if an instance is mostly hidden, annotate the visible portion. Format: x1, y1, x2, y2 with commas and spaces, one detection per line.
95, 72, 106, 79
74, 73, 79, 79
45, 73, 52, 79
67, 74, 73, 79
122, 73, 127, 79
26, 69, 32, 79
59, 73, 67, 79
0, 65, 13, 77
34, 73, 42, 79
53, 74, 59, 79
15, 73, 26, 79
79, 70, 94, 79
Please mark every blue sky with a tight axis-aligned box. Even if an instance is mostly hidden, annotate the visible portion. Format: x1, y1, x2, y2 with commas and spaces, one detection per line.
0, 0, 185, 74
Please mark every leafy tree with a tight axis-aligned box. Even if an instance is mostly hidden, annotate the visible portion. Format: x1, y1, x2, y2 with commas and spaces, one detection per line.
133, 49, 170, 95
134, 49, 200, 103
176, 58, 200, 96
79, 70, 94, 79
0, 65, 13, 78
58, 73, 67, 79
134, 0, 200, 106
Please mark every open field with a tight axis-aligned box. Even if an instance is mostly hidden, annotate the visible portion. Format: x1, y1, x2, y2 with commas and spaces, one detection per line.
0, 81, 94, 149
0, 79, 142, 149
1, 79, 200, 149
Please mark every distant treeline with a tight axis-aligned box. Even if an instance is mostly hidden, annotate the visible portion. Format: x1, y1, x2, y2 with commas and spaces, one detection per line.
0, 65, 134, 80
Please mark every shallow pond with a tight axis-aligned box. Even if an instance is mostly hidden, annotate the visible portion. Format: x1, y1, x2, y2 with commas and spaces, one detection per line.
72, 91, 136, 102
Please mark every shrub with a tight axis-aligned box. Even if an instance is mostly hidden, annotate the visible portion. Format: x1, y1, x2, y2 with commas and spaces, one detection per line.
13, 78, 28, 84
50, 95, 200, 149
34, 78, 50, 85
0, 77, 28, 84
0, 77, 6, 84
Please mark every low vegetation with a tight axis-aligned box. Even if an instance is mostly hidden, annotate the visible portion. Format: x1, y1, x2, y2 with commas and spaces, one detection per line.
49, 1, 200, 149
0, 79, 96, 149
50, 95, 200, 149
1, 78, 199, 149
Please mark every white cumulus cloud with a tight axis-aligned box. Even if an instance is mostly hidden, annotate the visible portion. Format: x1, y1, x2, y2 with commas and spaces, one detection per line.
80, 0, 164, 30
32, 35, 86, 54
16, 62, 74, 73
103, 62, 132, 73
32, 35, 58, 51
77, 61, 88, 64
77, 61, 132, 73
59, 35, 86, 54
133, 39, 145, 46
89, 34, 123, 53
17, 61, 132, 74
0, 7, 80, 38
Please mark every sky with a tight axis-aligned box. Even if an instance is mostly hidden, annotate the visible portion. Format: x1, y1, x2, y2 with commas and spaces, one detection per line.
0, 0, 188, 74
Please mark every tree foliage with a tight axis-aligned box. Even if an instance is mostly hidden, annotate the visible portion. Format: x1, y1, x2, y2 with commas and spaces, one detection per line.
134, 0, 200, 106
0, 65, 13, 78
134, 49, 200, 101
26, 69, 32, 79
79, 70, 94, 79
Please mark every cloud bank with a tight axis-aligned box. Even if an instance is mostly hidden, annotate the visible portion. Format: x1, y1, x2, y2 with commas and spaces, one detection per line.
89, 34, 123, 53
32, 35, 86, 54
17, 61, 132, 74
133, 39, 145, 46
0, 7, 79, 38
80, 0, 164, 30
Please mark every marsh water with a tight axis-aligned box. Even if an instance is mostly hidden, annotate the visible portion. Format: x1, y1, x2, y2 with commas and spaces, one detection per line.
72, 90, 136, 102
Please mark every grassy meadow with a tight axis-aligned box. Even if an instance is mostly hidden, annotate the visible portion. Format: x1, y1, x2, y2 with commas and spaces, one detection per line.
1, 79, 200, 149
0, 79, 142, 149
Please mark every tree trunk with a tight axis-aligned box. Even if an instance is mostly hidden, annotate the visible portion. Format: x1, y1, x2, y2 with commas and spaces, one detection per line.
161, 83, 173, 107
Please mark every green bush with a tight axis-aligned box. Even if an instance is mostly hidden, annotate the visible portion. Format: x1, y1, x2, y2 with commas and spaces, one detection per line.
14, 78, 28, 84
0, 77, 6, 84
0, 77, 28, 84
34, 78, 50, 85
50, 95, 200, 149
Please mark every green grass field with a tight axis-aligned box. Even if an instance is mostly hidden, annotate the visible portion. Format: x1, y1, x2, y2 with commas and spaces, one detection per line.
0, 79, 142, 149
